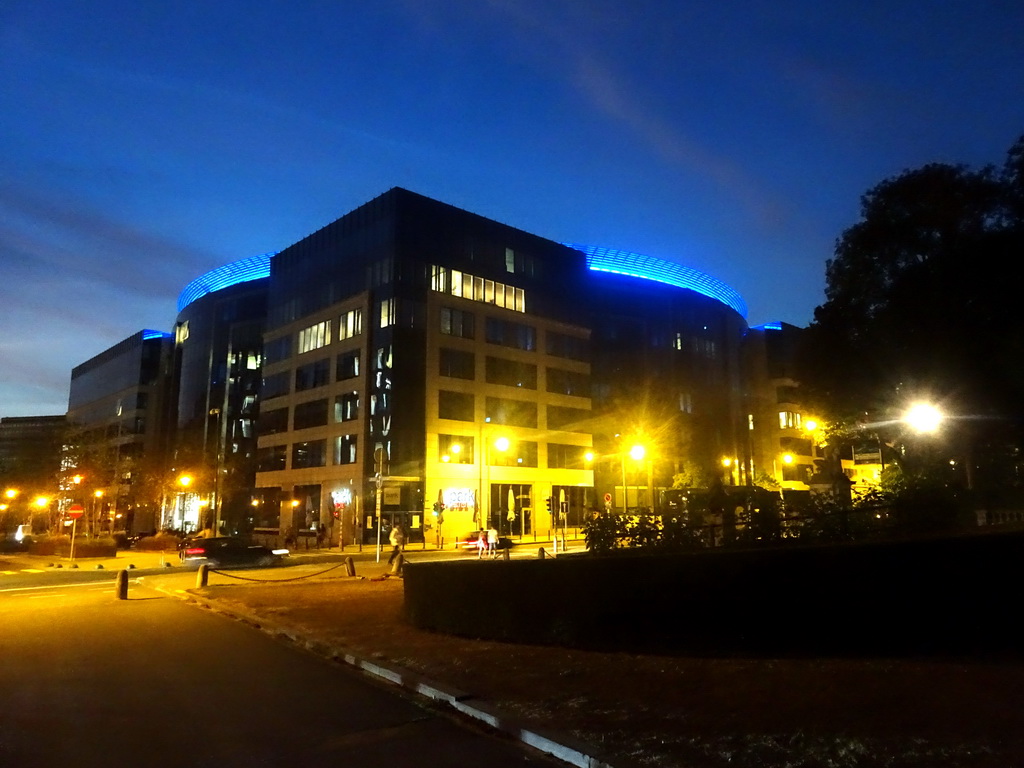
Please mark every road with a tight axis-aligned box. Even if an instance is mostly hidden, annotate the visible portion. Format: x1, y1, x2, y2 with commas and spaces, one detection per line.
0, 572, 559, 767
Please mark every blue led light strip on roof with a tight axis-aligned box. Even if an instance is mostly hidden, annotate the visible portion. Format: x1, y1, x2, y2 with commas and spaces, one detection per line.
177, 252, 275, 312
567, 243, 748, 318
142, 329, 172, 340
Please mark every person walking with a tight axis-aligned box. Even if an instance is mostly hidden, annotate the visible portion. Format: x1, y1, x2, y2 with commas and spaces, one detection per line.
476, 529, 487, 559
487, 525, 499, 559
387, 523, 405, 565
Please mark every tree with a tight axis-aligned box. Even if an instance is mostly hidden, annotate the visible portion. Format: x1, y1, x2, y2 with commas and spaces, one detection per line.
799, 134, 1024, 493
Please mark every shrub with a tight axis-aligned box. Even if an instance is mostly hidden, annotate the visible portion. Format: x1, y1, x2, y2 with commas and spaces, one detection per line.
135, 532, 183, 551
582, 510, 627, 554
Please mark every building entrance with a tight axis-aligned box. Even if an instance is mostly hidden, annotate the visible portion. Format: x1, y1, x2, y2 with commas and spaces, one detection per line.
490, 483, 532, 537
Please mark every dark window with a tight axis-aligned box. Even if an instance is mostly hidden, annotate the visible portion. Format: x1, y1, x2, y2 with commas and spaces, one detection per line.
336, 351, 360, 381
485, 318, 535, 351
257, 445, 286, 472
295, 358, 330, 391
264, 336, 291, 365
438, 390, 474, 421
547, 405, 591, 431
485, 357, 537, 389
548, 443, 591, 469
485, 396, 537, 428
292, 440, 327, 469
439, 348, 475, 379
546, 367, 590, 397
259, 406, 289, 435
776, 386, 800, 404
547, 331, 589, 362
779, 437, 813, 455
293, 399, 328, 430
262, 371, 290, 400
440, 307, 474, 338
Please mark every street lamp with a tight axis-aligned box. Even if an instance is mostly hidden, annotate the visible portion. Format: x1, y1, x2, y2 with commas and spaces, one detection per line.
481, 433, 510, 532
904, 402, 943, 434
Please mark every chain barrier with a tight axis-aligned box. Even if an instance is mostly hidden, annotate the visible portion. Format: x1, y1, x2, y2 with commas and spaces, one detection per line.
208, 561, 348, 583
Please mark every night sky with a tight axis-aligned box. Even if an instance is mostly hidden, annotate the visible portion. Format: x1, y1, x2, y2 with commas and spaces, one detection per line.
2, 1, 1022, 418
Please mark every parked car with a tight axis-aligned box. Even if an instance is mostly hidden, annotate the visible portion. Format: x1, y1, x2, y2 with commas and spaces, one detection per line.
459, 532, 515, 552
179, 537, 284, 568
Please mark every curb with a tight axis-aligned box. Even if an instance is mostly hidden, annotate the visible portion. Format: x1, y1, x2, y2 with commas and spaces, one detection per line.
166, 587, 618, 768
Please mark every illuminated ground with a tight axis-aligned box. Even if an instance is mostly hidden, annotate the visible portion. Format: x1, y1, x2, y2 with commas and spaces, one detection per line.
192, 567, 1024, 768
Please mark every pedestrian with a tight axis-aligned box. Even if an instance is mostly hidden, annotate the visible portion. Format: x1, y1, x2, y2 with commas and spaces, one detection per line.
487, 525, 499, 559
476, 529, 487, 559
388, 523, 405, 565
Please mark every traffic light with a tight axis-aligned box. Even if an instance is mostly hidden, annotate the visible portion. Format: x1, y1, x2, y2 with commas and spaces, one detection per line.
545, 496, 552, 513
432, 501, 445, 516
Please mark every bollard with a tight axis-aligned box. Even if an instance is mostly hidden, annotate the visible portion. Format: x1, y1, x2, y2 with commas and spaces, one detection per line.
538, 547, 546, 560
503, 547, 510, 561
344, 556, 356, 577
391, 552, 404, 576
115, 569, 128, 600
196, 563, 209, 588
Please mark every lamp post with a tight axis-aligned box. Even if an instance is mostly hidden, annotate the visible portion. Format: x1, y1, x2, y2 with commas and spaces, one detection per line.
209, 407, 223, 535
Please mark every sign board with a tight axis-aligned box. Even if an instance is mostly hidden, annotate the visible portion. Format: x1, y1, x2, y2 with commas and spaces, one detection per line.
603, 493, 612, 503
67, 504, 85, 520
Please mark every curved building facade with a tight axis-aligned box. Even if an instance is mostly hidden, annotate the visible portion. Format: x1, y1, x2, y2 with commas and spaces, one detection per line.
252, 188, 748, 546
168, 255, 271, 533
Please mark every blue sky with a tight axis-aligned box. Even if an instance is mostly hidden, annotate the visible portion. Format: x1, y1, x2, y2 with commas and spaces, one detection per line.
2, 0, 1022, 417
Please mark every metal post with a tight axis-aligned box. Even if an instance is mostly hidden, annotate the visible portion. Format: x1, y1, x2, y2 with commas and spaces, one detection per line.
375, 472, 383, 563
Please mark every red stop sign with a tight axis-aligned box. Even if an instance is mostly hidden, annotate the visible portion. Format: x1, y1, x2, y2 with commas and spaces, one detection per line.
68, 504, 85, 520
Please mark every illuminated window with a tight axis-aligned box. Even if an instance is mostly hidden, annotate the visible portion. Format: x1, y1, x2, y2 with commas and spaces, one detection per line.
334, 435, 358, 465
298, 321, 331, 354
679, 392, 693, 414
339, 309, 362, 340
334, 392, 359, 422
378, 298, 396, 329
431, 265, 525, 312
779, 411, 802, 430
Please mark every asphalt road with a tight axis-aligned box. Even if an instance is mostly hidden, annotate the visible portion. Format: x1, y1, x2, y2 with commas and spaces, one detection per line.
0, 578, 558, 768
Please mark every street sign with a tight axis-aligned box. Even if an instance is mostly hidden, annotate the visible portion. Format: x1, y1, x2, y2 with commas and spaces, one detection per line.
68, 504, 85, 520
603, 493, 612, 503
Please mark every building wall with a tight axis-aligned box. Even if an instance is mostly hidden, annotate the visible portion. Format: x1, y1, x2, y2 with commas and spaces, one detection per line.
171, 277, 268, 534
66, 330, 174, 533
255, 188, 747, 543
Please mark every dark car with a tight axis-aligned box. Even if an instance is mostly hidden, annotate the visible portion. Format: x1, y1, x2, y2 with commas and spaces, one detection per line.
179, 536, 284, 568
459, 532, 515, 551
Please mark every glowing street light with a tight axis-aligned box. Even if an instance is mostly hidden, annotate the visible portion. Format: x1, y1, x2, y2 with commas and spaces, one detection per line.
904, 403, 943, 434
